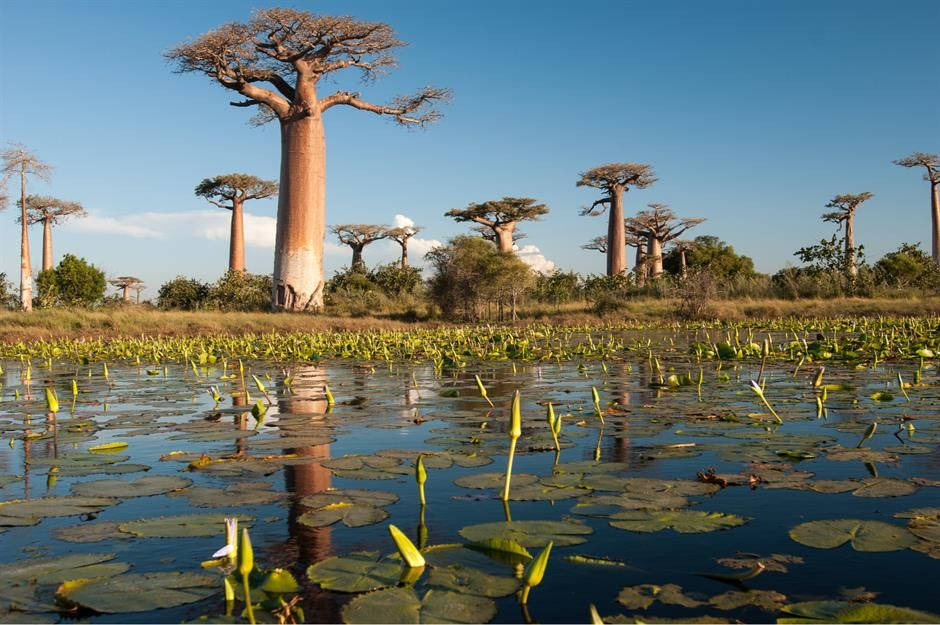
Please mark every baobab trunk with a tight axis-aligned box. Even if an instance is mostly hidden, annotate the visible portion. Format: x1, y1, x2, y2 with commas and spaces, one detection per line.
351, 246, 365, 271
680, 250, 687, 278
932, 183, 940, 264
494, 225, 515, 254
607, 187, 626, 275
19, 170, 32, 312
647, 237, 664, 277
229, 200, 245, 272
400, 243, 409, 268
845, 215, 857, 278
41, 218, 53, 272
272, 112, 327, 311
635, 244, 646, 287
121, 286, 130, 302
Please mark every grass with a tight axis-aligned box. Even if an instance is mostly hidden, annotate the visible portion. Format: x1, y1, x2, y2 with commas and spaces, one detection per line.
0, 296, 938, 342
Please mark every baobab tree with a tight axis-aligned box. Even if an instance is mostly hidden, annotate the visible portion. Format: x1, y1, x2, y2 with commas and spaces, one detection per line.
445, 197, 549, 253
110, 276, 144, 303
894, 152, 940, 263
472, 225, 527, 246
582, 235, 608, 255
167, 8, 450, 311
1, 144, 52, 311
626, 204, 704, 278
821, 192, 873, 278
670, 239, 697, 278
622, 224, 649, 285
21, 196, 85, 272
385, 225, 422, 268
577, 163, 657, 276
331, 224, 388, 271
195, 174, 278, 272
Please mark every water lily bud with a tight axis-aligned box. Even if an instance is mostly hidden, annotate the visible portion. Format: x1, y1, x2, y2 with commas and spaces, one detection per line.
71, 379, 78, 399
237, 528, 254, 576
45, 387, 59, 413
415, 454, 427, 486
509, 391, 522, 439
252, 375, 266, 393
546, 402, 555, 430
813, 366, 825, 388
324, 384, 335, 406
251, 401, 267, 419
589, 604, 604, 625
523, 541, 553, 589
388, 524, 425, 568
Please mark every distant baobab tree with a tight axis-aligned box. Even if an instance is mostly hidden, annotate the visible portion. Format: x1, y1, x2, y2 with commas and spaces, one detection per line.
1, 144, 52, 311
626, 203, 704, 278
582, 235, 608, 255
894, 152, 940, 263
21, 196, 85, 272
110, 276, 144, 303
385, 225, 423, 268
167, 8, 450, 311
622, 224, 649, 285
578, 163, 657, 276
822, 192, 873, 278
445, 197, 548, 253
670, 239, 697, 278
195, 174, 278, 272
331, 224, 388, 271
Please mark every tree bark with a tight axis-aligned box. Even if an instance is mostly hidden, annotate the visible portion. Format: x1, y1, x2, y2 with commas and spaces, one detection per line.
41, 218, 53, 272
400, 241, 409, 268
230, 199, 246, 272
635, 243, 646, 287
350, 245, 365, 271
19, 169, 32, 311
272, 112, 327, 311
494, 224, 516, 254
932, 182, 939, 264
121, 286, 130, 302
607, 186, 626, 276
845, 214, 857, 278
680, 250, 687, 278
648, 237, 664, 277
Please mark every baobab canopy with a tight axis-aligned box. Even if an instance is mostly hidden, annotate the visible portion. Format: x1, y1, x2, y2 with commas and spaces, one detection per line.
446, 197, 549, 254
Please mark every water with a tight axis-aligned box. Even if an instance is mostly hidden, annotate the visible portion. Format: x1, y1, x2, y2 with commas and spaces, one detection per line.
1, 353, 938, 623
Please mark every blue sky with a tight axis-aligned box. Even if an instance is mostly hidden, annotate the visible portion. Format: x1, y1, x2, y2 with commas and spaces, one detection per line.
1, 0, 938, 299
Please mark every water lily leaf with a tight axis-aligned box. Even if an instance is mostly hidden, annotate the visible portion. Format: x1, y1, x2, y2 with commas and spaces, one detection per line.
170, 483, 284, 508
508, 482, 592, 501
0, 553, 127, 584
71, 475, 191, 498
56, 571, 216, 613
299, 489, 398, 509
454, 473, 538, 490
778, 601, 939, 623
342, 587, 496, 625
788, 519, 916, 551
306, 551, 401, 593
53, 521, 132, 543
464, 537, 533, 565
259, 568, 300, 594
894, 508, 940, 542
299, 502, 387, 528
459, 519, 592, 547
571, 493, 690, 517
715, 553, 804, 574
849, 478, 918, 498
119, 513, 252, 538
610, 510, 749, 534
427, 564, 519, 597
825, 448, 898, 463
617, 584, 704, 610
0, 496, 115, 518
869, 391, 894, 402
0, 515, 40, 530
88, 441, 129, 452
709, 589, 786, 611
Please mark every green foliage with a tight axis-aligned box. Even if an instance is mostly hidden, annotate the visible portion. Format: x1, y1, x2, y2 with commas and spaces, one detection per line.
368, 263, 423, 296
0, 272, 16, 310
33, 255, 106, 308
426, 236, 533, 320
794, 234, 865, 273
874, 243, 940, 289
157, 277, 210, 311
206, 271, 272, 312
663, 236, 756, 279
532, 271, 581, 306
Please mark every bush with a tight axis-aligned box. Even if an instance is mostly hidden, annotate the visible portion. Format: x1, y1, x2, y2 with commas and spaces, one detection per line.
874, 243, 940, 291
32, 255, 106, 308
158, 276, 210, 310
206, 271, 272, 312
670, 269, 718, 320
368, 263, 423, 296
532, 270, 581, 306
0, 272, 19, 310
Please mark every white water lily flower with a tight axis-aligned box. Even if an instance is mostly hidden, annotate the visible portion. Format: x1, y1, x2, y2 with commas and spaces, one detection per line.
212, 517, 239, 559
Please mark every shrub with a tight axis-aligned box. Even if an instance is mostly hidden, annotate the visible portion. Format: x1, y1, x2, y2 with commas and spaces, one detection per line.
874, 243, 940, 291
368, 263, 423, 296
0, 273, 16, 310
206, 271, 272, 312
671, 268, 718, 320
158, 276, 210, 310
532, 270, 580, 306
31, 255, 106, 308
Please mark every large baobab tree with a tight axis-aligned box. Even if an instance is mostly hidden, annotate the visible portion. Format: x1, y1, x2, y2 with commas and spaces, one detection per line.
385, 225, 422, 268
445, 197, 549, 253
195, 174, 278, 272
166, 9, 450, 311
894, 152, 940, 263
626, 204, 704, 278
1, 144, 52, 311
331, 224, 388, 271
21, 196, 85, 272
821, 192, 873, 278
577, 163, 657, 276
110, 276, 144, 303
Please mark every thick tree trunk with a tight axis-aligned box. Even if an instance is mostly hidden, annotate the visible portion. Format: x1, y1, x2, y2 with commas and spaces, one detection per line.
607, 187, 626, 276
230, 200, 245, 272
845, 215, 857, 278
494, 224, 515, 254
400, 242, 409, 268
351, 245, 365, 271
635, 244, 646, 287
19, 169, 32, 312
932, 182, 939, 264
648, 237, 664, 277
42, 218, 53, 272
680, 250, 687, 278
121, 286, 129, 302
272, 113, 327, 311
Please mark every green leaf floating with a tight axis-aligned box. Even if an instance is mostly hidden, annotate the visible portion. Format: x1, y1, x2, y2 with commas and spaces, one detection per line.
617, 584, 704, 610
894, 508, 940, 543
610, 510, 750, 533
341, 587, 496, 625
0, 496, 115, 518
170, 483, 284, 508
298, 489, 398, 529
427, 564, 520, 598
709, 589, 787, 611
118, 513, 252, 538
788, 520, 916, 551
0, 553, 128, 584
306, 551, 401, 593
56, 571, 217, 613
464, 537, 533, 565
778, 601, 939, 623
458, 519, 593, 547
454, 472, 538, 490
70, 475, 191, 498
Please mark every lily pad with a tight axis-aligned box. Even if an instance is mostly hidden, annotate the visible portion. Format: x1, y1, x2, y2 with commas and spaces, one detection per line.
53, 521, 132, 543
119, 514, 252, 538
778, 601, 939, 623
454, 473, 538, 490
170, 483, 284, 508
788, 519, 916, 552
342, 587, 496, 625
715, 553, 803, 574
610, 510, 749, 534
709, 589, 786, 611
71, 475, 191, 498
459, 519, 592, 547
298, 489, 397, 529
0, 553, 128, 584
617, 584, 704, 610
0, 496, 115, 518
56, 571, 216, 613
306, 551, 401, 593
427, 564, 519, 597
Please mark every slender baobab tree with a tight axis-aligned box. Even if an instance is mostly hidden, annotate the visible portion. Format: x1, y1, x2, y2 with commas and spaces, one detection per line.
21, 196, 86, 272
670, 239, 697, 278
626, 204, 704, 278
331, 224, 388, 271
622, 224, 649, 285
582, 235, 608, 255
446, 197, 548, 253
195, 174, 278, 272
167, 9, 450, 311
577, 163, 657, 276
894, 152, 940, 263
821, 192, 873, 279
1, 144, 52, 311
110, 276, 145, 303
132, 283, 146, 304
385, 225, 422, 268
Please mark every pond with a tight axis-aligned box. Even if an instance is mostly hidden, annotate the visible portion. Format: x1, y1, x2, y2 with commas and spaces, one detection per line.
1, 334, 939, 623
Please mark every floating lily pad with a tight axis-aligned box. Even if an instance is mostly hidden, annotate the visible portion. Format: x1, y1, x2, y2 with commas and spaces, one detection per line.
610, 510, 749, 534
459, 519, 592, 547
788, 519, 916, 552
0, 496, 115, 518
53, 521, 131, 543
464, 537, 533, 565
298, 489, 397, 528
708, 589, 786, 611
170, 483, 284, 508
306, 551, 401, 593
119, 514, 252, 538
778, 601, 939, 623
71, 475, 191, 498
715, 553, 803, 574
342, 587, 496, 625
0, 553, 128, 584
454, 473, 538, 490
56, 571, 216, 613
571, 493, 690, 517
427, 564, 519, 597
617, 584, 704, 610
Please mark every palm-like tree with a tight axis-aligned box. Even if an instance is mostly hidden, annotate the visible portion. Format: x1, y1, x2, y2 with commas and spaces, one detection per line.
821, 192, 873, 278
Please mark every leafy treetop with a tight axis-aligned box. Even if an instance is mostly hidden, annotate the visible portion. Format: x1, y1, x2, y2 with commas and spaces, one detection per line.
330, 224, 389, 247
20, 195, 85, 225
822, 192, 874, 223
445, 197, 549, 228
894, 152, 940, 184
578, 163, 657, 216
194, 174, 278, 209
626, 203, 705, 242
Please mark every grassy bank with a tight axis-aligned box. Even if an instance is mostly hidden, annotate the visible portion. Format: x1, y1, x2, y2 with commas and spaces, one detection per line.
0, 296, 938, 342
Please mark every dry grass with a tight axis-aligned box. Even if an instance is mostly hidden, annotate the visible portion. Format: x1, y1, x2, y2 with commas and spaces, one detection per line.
1, 297, 937, 342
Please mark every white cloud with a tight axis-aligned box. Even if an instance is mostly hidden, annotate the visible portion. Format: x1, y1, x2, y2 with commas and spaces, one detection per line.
67, 213, 163, 238
515, 243, 556, 274
392, 214, 415, 229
